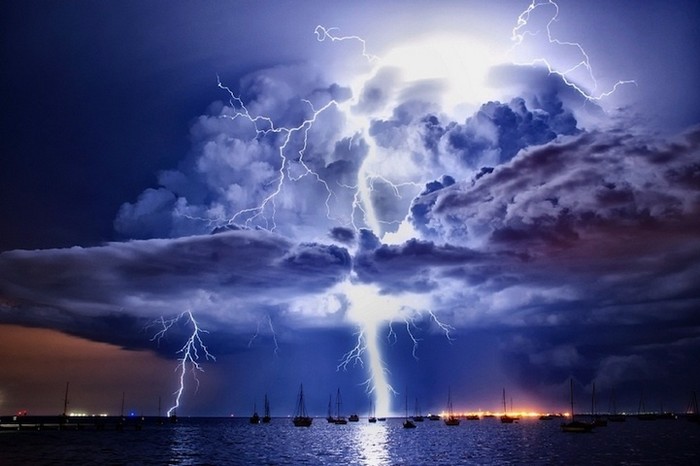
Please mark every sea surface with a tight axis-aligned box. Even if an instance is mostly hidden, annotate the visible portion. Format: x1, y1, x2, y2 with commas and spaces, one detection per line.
1, 416, 699, 465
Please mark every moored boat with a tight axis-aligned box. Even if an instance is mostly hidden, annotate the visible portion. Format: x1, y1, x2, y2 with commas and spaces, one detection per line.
368, 399, 377, 423
561, 379, 594, 433
333, 388, 347, 424
292, 384, 313, 427
413, 398, 424, 422
403, 393, 416, 429
500, 388, 517, 423
262, 394, 271, 423
249, 402, 260, 424
444, 387, 460, 426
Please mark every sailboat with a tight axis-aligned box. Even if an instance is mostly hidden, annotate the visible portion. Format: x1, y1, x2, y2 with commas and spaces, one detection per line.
403, 393, 416, 428
412, 398, 424, 422
607, 387, 626, 422
686, 391, 699, 423
60, 381, 70, 428
637, 388, 658, 420
368, 399, 377, 423
500, 388, 517, 423
591, 383, 607, 426
249, 401, 261, 424
333, 388, 348, 424
292, 384, 313, 427
326, 395, 335, 423
262, 394, 271, 423
444, 387, 460, 426
561, 379, 595, 433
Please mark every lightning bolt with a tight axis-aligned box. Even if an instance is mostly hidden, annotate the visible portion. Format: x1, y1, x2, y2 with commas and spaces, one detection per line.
151, 310, 215, 416
215, 78, 343, 232
337, 322, 397, 416
314, 25, 380, 64
248, 314, 280, 357
510, 0, 636, 101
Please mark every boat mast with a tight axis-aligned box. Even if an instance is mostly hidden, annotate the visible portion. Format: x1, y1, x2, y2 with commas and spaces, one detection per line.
570, 379, 575, 420
62, 381, 70, 417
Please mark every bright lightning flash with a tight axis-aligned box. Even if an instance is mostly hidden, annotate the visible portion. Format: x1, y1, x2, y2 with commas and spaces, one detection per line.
151, 310, 215, 416
165, 1, 633, 416
510, 0, 635, 101
336, 281, 452, 417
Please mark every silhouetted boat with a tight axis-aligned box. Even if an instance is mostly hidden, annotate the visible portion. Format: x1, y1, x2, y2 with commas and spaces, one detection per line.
539, 414, 554, 420
561, 379, 594, 433
326, 395, 335, 423
249, 401, 261, 424
348, 413, 359, 422
686, 391, 699, 423
333, 388, 347, 425
444, 387, 460, 426
377, 417, 387, 422
412, 398, 424, 422
428, 414, 441, 421
403, 393, 416, 429
637, 389, 657, 420
262, 394, 271, 423
607, 387, 626, 422
368, 399, 377, 423
292, 384, 312, 427
591, 383, 607, 427
500, 388, 517, 423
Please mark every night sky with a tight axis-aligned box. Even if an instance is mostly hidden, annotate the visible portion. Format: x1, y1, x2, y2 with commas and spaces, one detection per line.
2, 0, 699, 418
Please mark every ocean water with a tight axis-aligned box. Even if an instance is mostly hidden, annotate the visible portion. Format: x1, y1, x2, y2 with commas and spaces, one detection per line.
1, 416, 699, 465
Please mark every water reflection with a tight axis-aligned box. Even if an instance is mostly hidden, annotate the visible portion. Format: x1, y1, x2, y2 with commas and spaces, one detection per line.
351, 421, 389, 465
168, 422, 205, 465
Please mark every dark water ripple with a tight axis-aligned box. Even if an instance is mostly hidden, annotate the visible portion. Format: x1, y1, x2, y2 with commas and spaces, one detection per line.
1, 417, 699, 465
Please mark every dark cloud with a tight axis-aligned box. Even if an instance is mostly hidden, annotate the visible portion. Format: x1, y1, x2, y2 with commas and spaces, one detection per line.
0, 230, 352, 350
329, 226, 355, 244
400, 126, 700, 395
354, 236, 484, 293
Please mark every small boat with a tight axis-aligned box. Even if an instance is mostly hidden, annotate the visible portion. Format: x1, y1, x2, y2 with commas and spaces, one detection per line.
326, 395, 335, 423
348, 413, 359, 422
412, 398, 424, 422
333, 388, 347, 425
292, 384, 313, 427
637, 389, 657, 421
561, 379, 594, 433
428, 414, 441, 421
686, 391, 699, 423
249, 401, 261, 424
607, 388, 626, 422
262, 394, 271, 423
368, 399, 377, 423
500, 388, 517, 424
539, 414, 554, 421
444, 387, 460, 426
591, 383, 607, 427
403, 393, 416, 429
